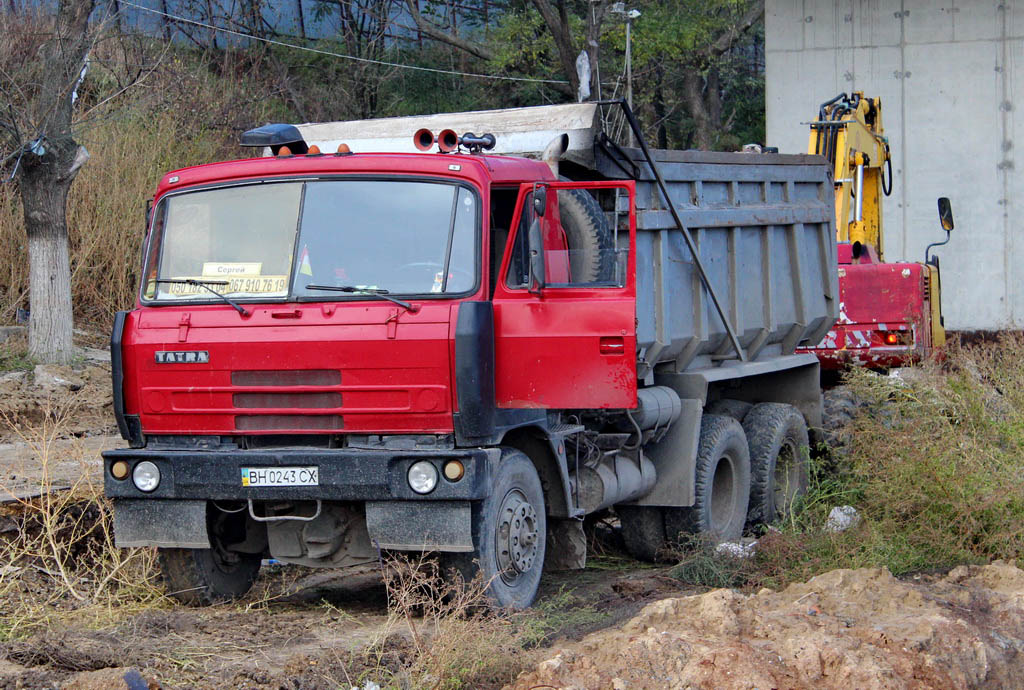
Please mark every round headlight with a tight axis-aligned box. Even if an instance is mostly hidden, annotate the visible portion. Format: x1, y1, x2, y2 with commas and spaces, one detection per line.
407, 461, 438, 495
132, 461, 161, 493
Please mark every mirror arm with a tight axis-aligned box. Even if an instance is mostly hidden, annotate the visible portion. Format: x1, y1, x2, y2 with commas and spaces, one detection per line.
925, 230, 951, 265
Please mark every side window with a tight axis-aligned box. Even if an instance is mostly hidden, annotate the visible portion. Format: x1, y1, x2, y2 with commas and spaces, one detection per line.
504, 186, 630, 289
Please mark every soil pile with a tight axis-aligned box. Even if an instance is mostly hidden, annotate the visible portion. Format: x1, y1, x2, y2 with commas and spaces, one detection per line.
510, 561, 1024, 689
0, 357, 114, 441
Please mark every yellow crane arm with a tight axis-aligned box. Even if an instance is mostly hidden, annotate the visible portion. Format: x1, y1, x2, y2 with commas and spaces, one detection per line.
808, 92, 891, 259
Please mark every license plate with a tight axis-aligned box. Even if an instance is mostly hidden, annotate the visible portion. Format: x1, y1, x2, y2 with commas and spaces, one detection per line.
241, 466, 319, 487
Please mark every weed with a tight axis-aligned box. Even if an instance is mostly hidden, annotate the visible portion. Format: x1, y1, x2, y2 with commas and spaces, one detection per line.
739, 335, 1024, 588
517, 585, 607, 648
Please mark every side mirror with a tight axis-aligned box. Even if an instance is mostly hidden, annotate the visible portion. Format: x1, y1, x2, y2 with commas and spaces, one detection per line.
937, 197, 954, 231
533, 187, 547, 218
527, 218, 545, 291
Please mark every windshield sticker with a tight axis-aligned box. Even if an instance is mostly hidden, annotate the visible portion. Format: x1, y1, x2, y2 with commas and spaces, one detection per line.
163, 275, 287, 296
298, 245, 313, 277
202, 262, 262, 277
431, 272, 444, 293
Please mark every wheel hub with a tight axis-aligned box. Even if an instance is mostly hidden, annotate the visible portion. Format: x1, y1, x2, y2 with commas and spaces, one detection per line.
496, 489, 539, 584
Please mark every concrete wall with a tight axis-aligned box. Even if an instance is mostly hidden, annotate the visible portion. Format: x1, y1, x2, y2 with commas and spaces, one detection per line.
766, 0, 1021, 330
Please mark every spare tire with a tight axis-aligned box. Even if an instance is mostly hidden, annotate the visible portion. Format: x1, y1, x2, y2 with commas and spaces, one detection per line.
557, 188, 615, 284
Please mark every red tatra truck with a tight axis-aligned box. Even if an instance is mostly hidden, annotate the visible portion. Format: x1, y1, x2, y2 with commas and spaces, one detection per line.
104, 102, 838, 608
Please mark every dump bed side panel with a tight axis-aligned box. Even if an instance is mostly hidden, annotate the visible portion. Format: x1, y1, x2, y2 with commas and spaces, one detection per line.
597, 149, 837, 374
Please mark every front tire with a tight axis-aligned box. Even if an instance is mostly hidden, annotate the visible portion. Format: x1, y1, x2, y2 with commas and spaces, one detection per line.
442, 449, 546, 609
159, 508, 262, 606
159, 547, 261, 606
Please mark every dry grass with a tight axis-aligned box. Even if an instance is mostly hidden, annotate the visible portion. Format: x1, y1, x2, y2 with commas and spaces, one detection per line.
0, 400, 163, 641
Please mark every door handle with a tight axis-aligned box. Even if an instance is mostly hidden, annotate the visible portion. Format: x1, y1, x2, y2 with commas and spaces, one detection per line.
270, 309, 302, 319
599, 336, 625, 355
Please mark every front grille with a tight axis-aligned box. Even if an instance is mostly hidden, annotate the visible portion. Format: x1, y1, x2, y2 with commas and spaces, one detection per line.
233, 392, 342, 409
235, 415, 344, 431
231, 370, 341, 386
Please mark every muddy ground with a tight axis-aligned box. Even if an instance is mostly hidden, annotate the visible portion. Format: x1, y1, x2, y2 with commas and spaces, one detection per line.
0, 346, 1022, 689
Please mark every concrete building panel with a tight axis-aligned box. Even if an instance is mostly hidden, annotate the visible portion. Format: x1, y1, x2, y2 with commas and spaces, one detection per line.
767, 0, 1022, 330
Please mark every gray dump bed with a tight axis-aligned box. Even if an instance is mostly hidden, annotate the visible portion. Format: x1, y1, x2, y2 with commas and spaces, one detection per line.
593, 147, 837, 375
292, 104, 838, 375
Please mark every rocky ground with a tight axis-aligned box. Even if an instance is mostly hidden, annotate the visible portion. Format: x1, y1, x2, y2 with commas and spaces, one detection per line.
512, 562, 1024, 690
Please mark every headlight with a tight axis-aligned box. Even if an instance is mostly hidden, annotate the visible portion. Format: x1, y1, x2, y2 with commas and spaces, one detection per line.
132, 461, 161, 492
407, 461, 438, 494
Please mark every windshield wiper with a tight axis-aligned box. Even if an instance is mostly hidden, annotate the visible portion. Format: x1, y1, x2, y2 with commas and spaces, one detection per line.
305, 284, 419, 312
154, 279, 250, 316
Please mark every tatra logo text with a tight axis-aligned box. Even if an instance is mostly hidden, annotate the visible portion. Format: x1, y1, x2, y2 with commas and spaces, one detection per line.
155, 351, 210, 364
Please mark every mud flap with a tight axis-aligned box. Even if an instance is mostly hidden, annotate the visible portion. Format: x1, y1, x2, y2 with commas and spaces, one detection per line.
113, 499, 209, 548
365, 500, 473, 552
544, 518, 587, 571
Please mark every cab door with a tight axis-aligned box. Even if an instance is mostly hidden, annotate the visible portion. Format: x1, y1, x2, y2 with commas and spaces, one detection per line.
492, 181, 637, 410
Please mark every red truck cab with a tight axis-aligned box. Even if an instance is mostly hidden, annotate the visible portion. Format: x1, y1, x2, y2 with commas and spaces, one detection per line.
106, 135, 636, 608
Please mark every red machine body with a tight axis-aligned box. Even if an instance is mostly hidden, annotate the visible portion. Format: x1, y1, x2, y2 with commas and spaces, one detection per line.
798, 244, 936, 369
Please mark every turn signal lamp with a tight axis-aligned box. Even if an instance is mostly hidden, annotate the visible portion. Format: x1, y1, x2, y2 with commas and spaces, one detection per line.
336, 143, 351, 155
110, 460, 130, 480
277, 145, 293, 157
443, 460, 465, 482
307, 144, 321, 155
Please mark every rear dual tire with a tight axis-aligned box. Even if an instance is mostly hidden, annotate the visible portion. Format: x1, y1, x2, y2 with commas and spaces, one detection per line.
619, 415, 751, 560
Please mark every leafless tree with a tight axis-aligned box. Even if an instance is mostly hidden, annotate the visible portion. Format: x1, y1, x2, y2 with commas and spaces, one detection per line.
0, 0, 102, 363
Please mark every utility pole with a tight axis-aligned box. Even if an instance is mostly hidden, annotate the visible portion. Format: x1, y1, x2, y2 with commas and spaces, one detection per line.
611, 3, 641, 145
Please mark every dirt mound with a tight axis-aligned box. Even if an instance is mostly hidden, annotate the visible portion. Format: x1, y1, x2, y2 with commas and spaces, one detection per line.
0, 356, 115, 441
510, 561, 1024, 689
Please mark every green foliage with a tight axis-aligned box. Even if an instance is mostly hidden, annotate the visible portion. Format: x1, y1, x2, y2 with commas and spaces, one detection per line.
722, 337, 1024, 590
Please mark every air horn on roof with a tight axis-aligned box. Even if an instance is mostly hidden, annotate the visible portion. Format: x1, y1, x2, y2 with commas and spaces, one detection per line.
411, 130, 497, 154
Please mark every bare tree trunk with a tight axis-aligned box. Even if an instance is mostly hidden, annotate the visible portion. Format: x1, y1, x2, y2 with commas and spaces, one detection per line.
22, 173, 74, 363
682, 70, 712, 150
296, 0, 306, 39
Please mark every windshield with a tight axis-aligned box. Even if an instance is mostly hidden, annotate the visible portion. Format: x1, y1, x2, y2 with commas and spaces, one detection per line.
143, 179, 478, 302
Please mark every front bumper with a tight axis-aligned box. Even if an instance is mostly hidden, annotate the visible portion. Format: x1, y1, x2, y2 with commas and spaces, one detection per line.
102, 446, 497, 502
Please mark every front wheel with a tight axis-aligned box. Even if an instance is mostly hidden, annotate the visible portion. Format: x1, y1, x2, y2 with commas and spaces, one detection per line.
441, 449, 546, 609
159, 547, 261, 606
158, 509, 262, 606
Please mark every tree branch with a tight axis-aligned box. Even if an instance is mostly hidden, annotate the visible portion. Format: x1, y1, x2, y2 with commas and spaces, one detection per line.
404, 0, 493, 61
708, 0, 764, 58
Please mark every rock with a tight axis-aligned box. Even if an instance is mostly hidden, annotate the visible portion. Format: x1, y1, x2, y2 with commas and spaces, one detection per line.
32, 364, 84, 393
0, 370, 28, 395
826, 505, 861, 532
715, 539, 757, 559
510, 562, 1024, 690
61, 667, 160, 689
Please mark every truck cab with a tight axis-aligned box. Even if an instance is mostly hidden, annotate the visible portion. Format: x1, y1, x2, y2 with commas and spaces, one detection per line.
107, 136, 637, 608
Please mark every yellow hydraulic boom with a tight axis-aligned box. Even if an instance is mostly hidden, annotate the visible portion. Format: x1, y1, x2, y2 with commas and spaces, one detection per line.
808, 92, 891, 259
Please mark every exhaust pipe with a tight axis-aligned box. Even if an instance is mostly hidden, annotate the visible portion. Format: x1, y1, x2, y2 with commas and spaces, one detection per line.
413, 128, 435, 151
437, 129, 459, 153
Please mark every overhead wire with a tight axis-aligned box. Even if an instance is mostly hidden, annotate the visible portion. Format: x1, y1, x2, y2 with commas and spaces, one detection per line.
118, 0, 572, 86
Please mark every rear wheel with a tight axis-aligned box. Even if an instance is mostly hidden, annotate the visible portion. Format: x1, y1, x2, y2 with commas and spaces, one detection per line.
617, 505, 667, 562
743, 403, 810, 525
441, 449, 546, 609
664, 414, 751, 544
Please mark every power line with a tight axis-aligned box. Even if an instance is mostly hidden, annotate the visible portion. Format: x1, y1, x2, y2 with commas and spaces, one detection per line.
118, 1, 571, 86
